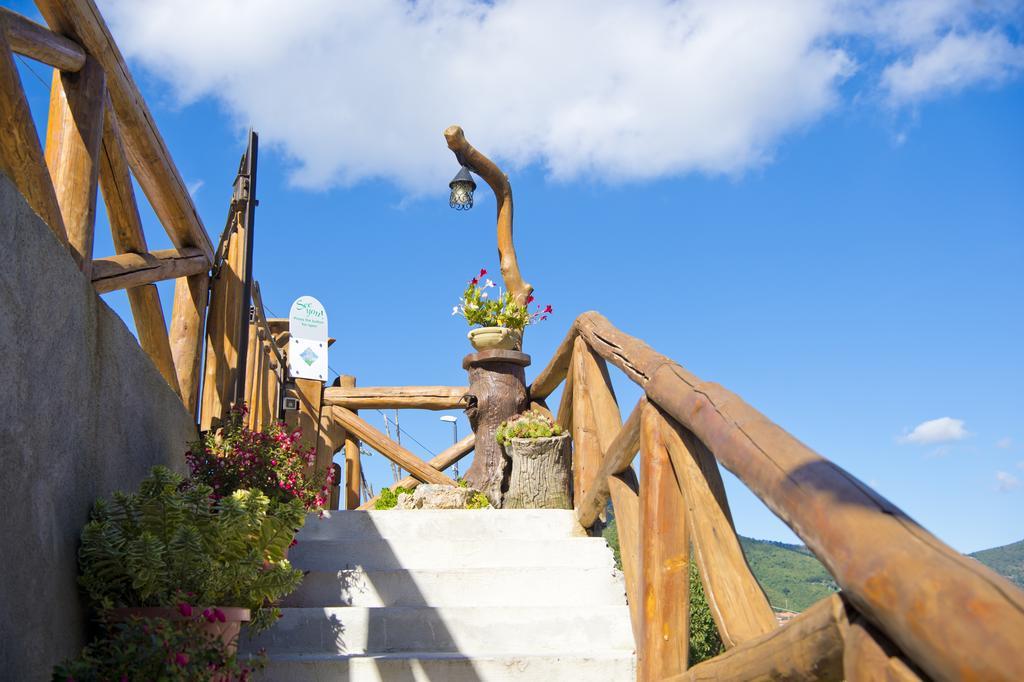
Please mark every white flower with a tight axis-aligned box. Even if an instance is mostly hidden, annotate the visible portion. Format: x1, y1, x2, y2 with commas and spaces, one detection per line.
485, 279, 495, 288
481, 292, 489, 299
451, 306, 460, 316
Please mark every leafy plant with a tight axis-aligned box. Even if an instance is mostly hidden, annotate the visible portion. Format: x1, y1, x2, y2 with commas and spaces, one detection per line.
496, 410, 564, 446
451, 268, 552, 331
78, 466, 304, 633
465, 491, 490, 509
374, 486, 412, 510
53, 616, 263, 681
188, 407, 335, 514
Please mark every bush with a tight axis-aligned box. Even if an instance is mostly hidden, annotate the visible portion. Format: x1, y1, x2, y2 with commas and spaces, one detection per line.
374, 486, 412, 510
496, 410, 563, 446
78, 466, 303, 633
53, 616, 263, 681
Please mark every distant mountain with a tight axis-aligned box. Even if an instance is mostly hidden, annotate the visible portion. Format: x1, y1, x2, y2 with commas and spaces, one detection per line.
738, 536, 838, 612
969, 539, 1024, 588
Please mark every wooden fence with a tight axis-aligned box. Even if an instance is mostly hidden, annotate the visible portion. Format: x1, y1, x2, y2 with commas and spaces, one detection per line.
531, 311, 1024, 681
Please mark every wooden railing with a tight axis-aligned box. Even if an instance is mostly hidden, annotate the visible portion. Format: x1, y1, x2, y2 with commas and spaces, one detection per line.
532, 311, 1024, 681
1, 3, 213, 414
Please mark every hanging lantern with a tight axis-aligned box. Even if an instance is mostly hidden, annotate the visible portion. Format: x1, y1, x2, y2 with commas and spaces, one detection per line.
449, 166, 476, 210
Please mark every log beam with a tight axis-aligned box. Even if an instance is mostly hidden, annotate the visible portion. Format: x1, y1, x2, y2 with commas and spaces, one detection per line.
608, 473, 642, 646
576, 397, 644, 528
169, 273, 209, 417
360, 434, 476, 510
339, 375, 361, 510
35, 0, 214, 261
671, 594, 846, 682
91, 247, 208, 293
0, 7, 84, 72
332, 406, 457, 486
528, 323, 578, 401
323, 385, 469, 411
0, 32, 67, 244
638, 401, 689, 679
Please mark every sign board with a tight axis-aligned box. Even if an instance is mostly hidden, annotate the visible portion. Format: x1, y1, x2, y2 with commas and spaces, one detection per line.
288, 296, 328, 381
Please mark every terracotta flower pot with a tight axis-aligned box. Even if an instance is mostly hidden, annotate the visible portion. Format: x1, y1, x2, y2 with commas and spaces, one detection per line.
109, 606, 251, 654
468, 326, 522, 351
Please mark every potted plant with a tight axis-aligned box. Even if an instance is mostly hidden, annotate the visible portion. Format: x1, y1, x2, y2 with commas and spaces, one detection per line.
52, 615, 264, 681
452, 268, 552, 351
78, 466, 304, 642
496, 410, 572, 509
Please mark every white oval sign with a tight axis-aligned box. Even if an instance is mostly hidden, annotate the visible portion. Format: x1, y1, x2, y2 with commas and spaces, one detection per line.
288, 296, 329, 381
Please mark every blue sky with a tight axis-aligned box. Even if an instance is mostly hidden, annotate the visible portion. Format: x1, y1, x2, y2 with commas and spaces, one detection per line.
8, 0, 1022, 553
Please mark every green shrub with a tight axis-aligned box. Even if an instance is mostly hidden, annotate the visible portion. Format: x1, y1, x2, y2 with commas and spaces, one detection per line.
466, 492, 490, 509
496, 410, 563, 446
374, 486, 412, 510
78, 466, 303, 633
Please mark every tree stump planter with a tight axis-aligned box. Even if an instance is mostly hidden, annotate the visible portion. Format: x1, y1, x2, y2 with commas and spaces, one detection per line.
503, 434, 572, 509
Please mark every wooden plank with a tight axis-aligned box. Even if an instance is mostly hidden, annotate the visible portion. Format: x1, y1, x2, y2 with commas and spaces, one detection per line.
169, 273, 208, 417
573, 311, 1024, 680
360, 434, 476, 510
35, 0, 214, 261
670, 594, 846, 682
608, 473, 642, 647
241, 321, 258, 420
528, 323, 578, 401
44, 53, 104, 275
258, 342, 279, 431
555, 355, 574, 430
322, 385, 469, 411
638, 401, 689, 680
0, 7, 84, 71
660, 410, 776, 647
97, 99, 180, 396
90, 246, 208, 293
338, 376, 361, 510
576, 397, 644, 528
332, 406, 456, 486
0, 33, 67, 244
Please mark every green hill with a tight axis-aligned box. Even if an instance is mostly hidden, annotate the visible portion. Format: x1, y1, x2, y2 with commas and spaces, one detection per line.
738, 536, 838, 611
969, 540, 1024, 587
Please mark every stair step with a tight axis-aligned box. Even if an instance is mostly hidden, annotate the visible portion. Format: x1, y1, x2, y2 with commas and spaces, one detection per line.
283, 567, 626, 607
255, 651, 637, 681
243, 606, 634, 656
300, 509, 586, 541
289, 537, 615, 571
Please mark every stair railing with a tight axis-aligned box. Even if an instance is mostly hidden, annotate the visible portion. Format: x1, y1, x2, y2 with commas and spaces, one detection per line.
530, 311, 1024, 681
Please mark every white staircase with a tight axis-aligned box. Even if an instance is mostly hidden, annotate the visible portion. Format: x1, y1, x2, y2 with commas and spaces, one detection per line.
245, 509, 636, 681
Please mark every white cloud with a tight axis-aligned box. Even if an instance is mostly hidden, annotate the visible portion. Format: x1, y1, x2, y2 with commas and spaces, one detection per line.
186, 179, 204, 197
995, 471, 1020, 492
882, 30, 1024, 105
996, 436, 1013, 449
899, 417, 969, 445
98, 0, 1024, 192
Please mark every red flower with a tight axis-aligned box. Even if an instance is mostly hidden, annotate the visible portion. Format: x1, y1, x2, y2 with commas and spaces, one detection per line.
479, 268, 487, 277
214, 608, 227, 623
174, 652, 189, 666
470, 277, 478, 286
290, 538, 299, 547
544, 305, 553, 313
527, 295, 535, 304
177, 602, 193, 618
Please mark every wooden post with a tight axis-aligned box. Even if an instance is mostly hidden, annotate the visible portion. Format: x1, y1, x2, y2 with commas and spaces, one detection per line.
571, 336, 621, 511
44, 55, 105, 276
608, 474, 642, 647
286, 377, 323, 452
0, 31, 67, 244
339, 375, 361, 510
463, 349, 530, 505
169, 273, 209, 417
639, 402, 689, 680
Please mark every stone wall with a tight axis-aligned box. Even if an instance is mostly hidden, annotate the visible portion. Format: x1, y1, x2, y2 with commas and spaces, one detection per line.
0, 171, 198, 678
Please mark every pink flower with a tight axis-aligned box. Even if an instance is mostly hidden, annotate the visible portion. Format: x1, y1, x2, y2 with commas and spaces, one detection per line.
470, 277, 478, 286
290, 538, 298, 547
175, 652, 189, 666
177, 602, 193, 618
214, 608, 226, 623
544, 305, 553, 314
527, 295, 535, 304
479, 268, 487, 277
203, 608, 215, 623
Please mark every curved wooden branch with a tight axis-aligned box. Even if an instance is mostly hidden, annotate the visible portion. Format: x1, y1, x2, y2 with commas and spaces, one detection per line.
444, 125, 533, 306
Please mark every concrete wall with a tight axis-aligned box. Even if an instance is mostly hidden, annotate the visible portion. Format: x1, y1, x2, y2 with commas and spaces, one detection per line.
0, 171, 198, 678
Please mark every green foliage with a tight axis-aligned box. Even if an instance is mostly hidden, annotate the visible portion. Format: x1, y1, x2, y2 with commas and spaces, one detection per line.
970, 539, 1024, 587
496, 410, 564, 446
78, 466, 303, 633
738, 536, 838, 611
452, 269, 551, 331
466, 492, 490, 509
602, 520, 723, 664
374, 486, 412, 510
53, 616, 263, 681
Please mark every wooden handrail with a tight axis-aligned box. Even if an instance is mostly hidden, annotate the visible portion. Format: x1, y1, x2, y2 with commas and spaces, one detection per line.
323, 386, 469, 411
0, 7, 85, 71
546, 311, 1024, 680
91, 247, 209, 293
